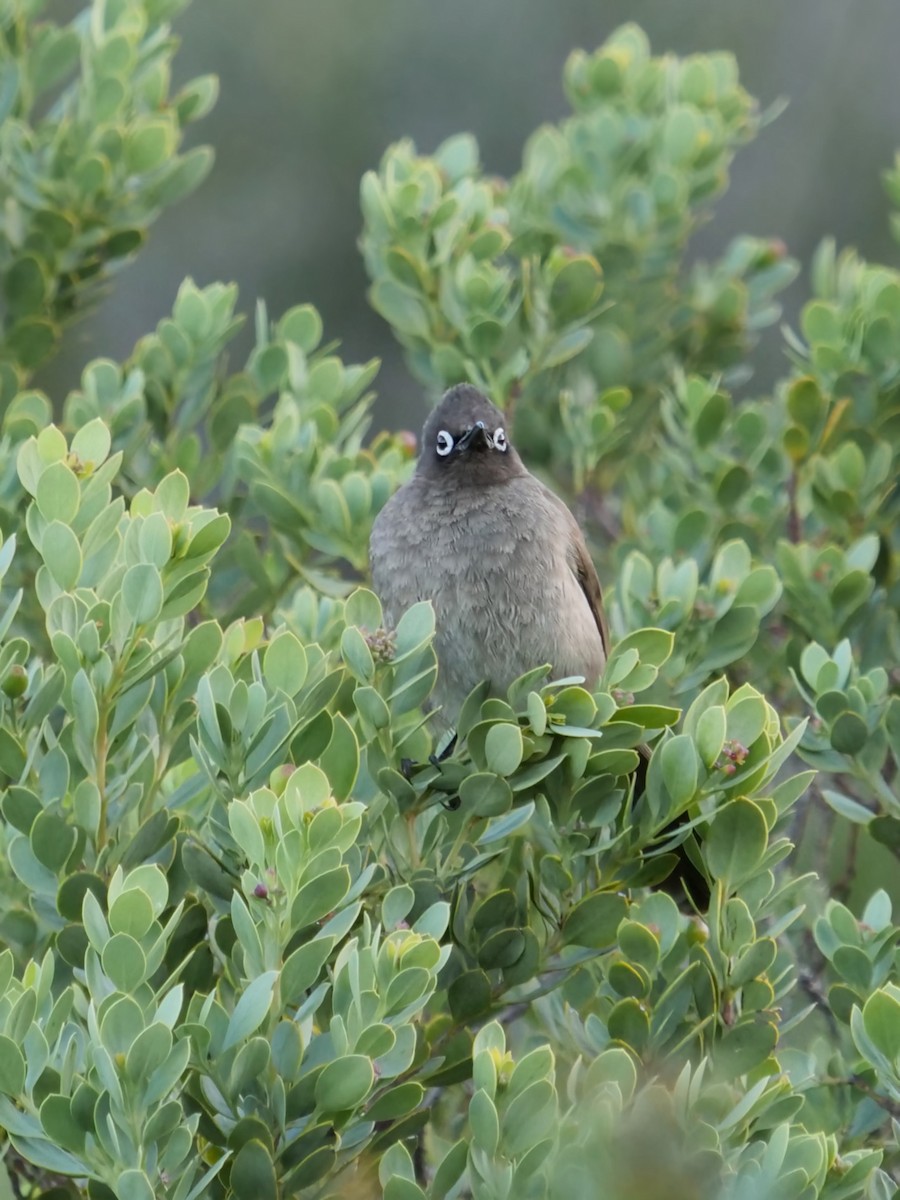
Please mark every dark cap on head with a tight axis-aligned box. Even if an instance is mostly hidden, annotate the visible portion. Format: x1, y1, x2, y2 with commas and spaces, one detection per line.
417, 384, 525, 484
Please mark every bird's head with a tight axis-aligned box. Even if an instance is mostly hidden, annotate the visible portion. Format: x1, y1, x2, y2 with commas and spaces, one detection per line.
417, 384, 525, 485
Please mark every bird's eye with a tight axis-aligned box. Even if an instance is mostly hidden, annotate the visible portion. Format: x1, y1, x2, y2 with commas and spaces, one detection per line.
493, 427, 508, 452
435, 430, 454, 457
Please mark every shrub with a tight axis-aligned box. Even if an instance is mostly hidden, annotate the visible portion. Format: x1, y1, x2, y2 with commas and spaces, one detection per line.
0, 7, 897, 1199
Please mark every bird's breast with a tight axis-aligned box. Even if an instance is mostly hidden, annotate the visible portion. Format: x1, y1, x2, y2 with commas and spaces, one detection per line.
370, 477, 605, 718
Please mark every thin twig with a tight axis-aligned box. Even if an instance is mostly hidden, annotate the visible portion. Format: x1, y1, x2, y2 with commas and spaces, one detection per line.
787, 471, 802, 543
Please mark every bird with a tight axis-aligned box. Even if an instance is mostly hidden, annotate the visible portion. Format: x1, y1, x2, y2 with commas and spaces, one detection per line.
369, 383, 609, 734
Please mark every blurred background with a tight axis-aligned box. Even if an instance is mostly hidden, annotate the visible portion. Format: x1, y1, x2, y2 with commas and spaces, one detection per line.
42, 0, 900, 430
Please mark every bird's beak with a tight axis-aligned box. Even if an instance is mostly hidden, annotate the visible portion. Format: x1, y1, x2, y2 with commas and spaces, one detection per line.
456, 420, 491, 452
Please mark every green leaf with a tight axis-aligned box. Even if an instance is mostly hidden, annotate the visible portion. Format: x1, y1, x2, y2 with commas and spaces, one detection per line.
230, 1139, 278, 1200
315, 1055, 374, 1112
821, 789, 872, 825
716, 1016, 778, 1076
138, 512, 173, 567
0, 730, 26, 780
394, 601, 435, 652
477, 801, 535, 845
549, 254, 604, 322
730, 937, 777, 988
802, 301, 841, 345
448, 969, 491, 1022
607, 997, 650, 1053
382, 884, 415, 930
174, 72, 220, 123
787, 377, 825, 431
31, 28, 80, 92
6, 317, 57, 369
706, 800, 768, 887
264, 630, 308, 695
156, 471, 191, 521
541, 318, 598, 367
469, 1089, 500, 1156
30, 810, 76, 872
278, 304, 323, 353
564, 891, 627, 949
660, 735, 699, 808
484, 724, 524, 776
861, 988, 900, 1063
430, 1140, 468, 1200
370, 280, 430, 337
870, 815, 900, 853
366, 1082, 424, 1122
0, 1036, 25, 1094
345, 587, 383, 630
610, 704, 679, 729
115, 1171, 154, 1200
609, 628, 675, 670
340, 626, 375, 682
36, 461, 80, 524
696, 706, 726, 769
435, 131, 479, 180
42, 521, 82, 589
291, 867, 351, 930
222, 970, 278, 1051
251, 344, 288, 393
282, 939, 333, 1007
459, 772, 512, 818
3, 255, 47, 319
99, 995, 143, 1057
186, 516, 230, 561
147, 145, 215, 207
125, 1023, 173, 1083
726, 693, 768, 748
829, 710, 869, 756
126, 118, 176, 173
320, 715, 359, 801
101, 934, 147, 991
122, 564, 164, 625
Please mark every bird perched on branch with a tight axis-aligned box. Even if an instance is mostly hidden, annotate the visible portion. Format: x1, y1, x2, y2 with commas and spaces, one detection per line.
369, 383, 609, 732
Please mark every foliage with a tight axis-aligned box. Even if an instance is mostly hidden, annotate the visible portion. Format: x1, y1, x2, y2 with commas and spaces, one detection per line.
0, 11, 897, 1200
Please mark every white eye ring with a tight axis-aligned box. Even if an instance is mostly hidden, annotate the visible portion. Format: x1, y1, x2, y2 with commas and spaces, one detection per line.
493, 427, 508, 452
435, 430, 454, 457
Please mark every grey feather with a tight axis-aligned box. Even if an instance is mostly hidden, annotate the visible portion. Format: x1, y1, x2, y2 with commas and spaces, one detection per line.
369, 384, 607, 729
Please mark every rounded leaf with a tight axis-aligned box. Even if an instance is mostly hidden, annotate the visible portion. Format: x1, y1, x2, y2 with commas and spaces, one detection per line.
0, 1034, 25, 1094
102, 933, 147, 990
660, 735, 699, 808
607, 997, 650, 1053
484, 724, 523, 776
42, 521, 82, 589
122, 564, 163, 625
861, 988, 900, 1063
70, 418, 111, 466
829, 710, 868, 756
315, 1055, 374, 1112
231, 1138, 278, 1200
706, 800, 768, 887
36, 460, 80, 524
564, 891, 627, 949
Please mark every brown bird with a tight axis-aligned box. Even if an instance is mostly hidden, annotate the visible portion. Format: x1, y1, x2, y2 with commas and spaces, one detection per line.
369, 384, 609, 732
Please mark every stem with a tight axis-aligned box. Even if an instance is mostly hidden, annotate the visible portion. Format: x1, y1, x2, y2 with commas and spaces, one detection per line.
820, 1075, 900, 1121
442, 816, 476, 876
95, 703, 109, 847
405, 810, 421, 871
855, 766, 899, 815
787, 470, 802, 543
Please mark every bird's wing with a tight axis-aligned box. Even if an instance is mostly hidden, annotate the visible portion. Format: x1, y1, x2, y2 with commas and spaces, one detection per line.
568, 522, 611, 657
537, 481, 610, 656
539, 482, 651, 764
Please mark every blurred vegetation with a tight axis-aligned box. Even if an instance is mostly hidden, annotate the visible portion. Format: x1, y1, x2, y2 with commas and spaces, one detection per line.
0, 4, 898, 1200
